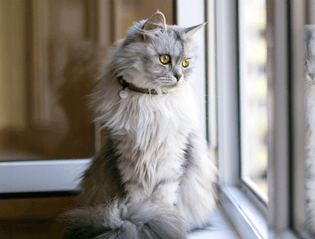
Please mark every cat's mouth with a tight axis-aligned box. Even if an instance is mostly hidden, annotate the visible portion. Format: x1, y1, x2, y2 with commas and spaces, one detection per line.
149, 83, 178, 92
153, 77, 180, 88
161, 84, 178, 89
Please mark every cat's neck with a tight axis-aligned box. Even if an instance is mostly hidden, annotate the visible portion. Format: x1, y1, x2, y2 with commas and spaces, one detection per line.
116, 71, 176, 96
117, 76, 162, 95
93, 72, 199, 139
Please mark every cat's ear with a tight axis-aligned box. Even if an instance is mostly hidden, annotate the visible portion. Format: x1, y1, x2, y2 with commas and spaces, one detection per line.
142, 11, 166, 40
184, 23, 207, 40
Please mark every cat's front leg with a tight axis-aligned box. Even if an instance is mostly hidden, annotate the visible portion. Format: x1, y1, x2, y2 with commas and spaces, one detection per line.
123, 177, 180, 209
177, 131, 217, 230
150, 179, 180, 208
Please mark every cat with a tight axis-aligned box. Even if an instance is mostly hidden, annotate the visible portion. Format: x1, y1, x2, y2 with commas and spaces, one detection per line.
304, 25, 315, 236
63, 11, 217, 239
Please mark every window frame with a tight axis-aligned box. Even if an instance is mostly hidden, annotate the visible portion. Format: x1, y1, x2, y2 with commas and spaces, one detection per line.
215, 1, 270, 238
216, 0, 307, 239
289, 0, 308, 237
0, 159, 89, 193
267, 0, 306, 237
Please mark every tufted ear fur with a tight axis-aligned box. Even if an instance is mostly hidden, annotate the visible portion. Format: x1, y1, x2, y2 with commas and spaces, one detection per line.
142, 11, 166, 40
184, 23, 207, 40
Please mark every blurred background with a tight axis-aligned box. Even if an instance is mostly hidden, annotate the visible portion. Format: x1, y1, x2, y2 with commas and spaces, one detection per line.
0, 0, 173, 238
0, 0, 173, 162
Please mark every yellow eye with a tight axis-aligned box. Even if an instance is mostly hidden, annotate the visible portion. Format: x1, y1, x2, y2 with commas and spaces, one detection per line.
160, 54, 170, 64
182, 59, 190, 67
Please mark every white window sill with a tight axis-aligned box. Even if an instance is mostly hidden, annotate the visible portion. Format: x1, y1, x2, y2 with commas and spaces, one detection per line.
219, 186, 301, 239
189, 206, 241, 239
220, 186, 268, 239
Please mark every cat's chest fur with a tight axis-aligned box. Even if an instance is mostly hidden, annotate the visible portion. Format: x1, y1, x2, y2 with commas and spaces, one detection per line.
103, 85, 198, 196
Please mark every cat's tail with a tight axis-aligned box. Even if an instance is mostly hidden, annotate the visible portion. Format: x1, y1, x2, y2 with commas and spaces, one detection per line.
62, 199, 188, 239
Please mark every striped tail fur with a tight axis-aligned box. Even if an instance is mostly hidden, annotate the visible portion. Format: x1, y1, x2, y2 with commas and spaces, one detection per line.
62, 199, 188, 239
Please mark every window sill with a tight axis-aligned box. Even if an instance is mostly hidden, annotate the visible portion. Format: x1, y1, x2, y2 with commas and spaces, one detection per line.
219, 186, 302, 239
220, 186, 268, 239
189, 206, 241, 239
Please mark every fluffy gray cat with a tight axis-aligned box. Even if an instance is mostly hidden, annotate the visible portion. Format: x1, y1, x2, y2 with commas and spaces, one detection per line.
305, 25, 315, 236
63, 11, 217, 239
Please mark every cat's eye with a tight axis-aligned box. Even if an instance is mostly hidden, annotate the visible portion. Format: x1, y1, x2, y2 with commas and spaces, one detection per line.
160, 54, 170, 64
182, 59, 190, 67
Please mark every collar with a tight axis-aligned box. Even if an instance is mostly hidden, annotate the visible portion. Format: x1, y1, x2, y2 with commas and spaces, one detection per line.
118, 76, 161, 95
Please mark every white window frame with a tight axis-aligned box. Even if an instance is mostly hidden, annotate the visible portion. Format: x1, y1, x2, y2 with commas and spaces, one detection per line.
0, 159, 89, 193
215, 1, 270, 238
216, 0, 307, 239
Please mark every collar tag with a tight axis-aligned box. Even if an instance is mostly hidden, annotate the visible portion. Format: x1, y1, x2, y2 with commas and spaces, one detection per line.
119, 89, 128, 99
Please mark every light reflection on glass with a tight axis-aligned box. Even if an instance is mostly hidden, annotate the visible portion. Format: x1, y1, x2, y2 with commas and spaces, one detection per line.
239, 0, 268, 200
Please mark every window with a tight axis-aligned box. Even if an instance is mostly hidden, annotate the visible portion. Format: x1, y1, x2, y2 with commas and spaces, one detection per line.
239, 0, 268, 202
216, 0, 315, 239
0, 0, 97, 162
215, 1, 268, 238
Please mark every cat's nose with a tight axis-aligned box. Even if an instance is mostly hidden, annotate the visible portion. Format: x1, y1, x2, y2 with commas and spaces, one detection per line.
174, 75, 182, 81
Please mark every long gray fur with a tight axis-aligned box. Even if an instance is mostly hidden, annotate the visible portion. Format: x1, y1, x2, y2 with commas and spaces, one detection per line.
63, 199, 187, 239
304, 25, 315, 236
63, 11, 217, 239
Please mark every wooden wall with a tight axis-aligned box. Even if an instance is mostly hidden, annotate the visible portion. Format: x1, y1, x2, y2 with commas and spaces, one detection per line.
0, 0, 173, 238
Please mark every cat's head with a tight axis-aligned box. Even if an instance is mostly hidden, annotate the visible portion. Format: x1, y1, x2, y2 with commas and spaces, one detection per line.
110, 11, 205, 94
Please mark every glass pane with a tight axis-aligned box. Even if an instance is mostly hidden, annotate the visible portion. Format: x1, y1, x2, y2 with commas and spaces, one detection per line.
304, 3, 315, 235
0, 0, 97, 161
239, 0, 268, 201
0, 1, 174, 162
